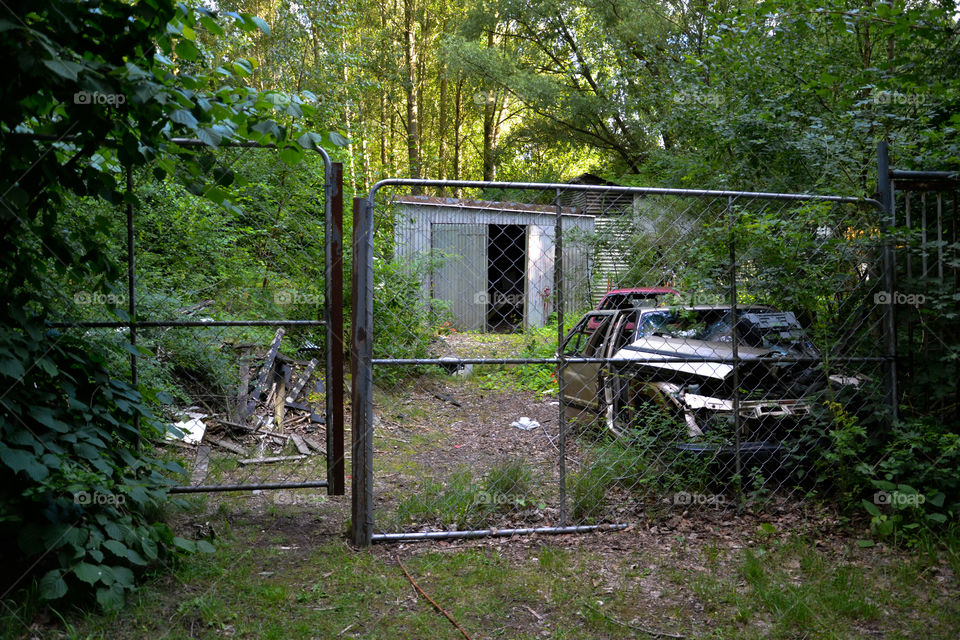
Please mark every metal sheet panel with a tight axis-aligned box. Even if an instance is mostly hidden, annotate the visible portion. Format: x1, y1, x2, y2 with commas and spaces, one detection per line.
431, 223, 487, 331
526, 224, 554, 328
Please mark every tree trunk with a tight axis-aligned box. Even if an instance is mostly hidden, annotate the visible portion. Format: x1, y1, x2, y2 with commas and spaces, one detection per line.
438, 59, 448, 193
454, 74, 464, 197
404, 0, 422, 193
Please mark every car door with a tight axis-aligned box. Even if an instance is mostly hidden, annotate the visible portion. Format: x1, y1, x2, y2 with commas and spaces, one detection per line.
560, 311, 618, 412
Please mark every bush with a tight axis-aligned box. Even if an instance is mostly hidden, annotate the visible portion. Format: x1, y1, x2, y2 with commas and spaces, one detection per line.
0, 325, 211, 610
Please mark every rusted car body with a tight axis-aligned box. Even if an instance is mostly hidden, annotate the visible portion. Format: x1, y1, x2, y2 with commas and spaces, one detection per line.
560, 305, 857, 458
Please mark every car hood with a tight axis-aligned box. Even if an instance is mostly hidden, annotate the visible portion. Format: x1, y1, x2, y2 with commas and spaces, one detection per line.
613, 336, 773, 381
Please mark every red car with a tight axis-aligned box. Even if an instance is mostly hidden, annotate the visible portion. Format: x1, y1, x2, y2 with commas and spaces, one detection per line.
587, 287, 680, 331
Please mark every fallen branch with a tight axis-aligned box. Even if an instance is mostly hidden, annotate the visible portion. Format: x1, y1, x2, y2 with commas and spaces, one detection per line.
397, 557, 472, 640
581, 602, 684, 639
238, 454, 307, 466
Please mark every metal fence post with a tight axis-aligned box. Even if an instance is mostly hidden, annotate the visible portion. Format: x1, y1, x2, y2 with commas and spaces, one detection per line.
126, 163, 139, 448
555, 188, 567, 526
727, 196, 742, 498
351, 196, 374, 546
326, 163, 346, 495
878, 142, 899, 422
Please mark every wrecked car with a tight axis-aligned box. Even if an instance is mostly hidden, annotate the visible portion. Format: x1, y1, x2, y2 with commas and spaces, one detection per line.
560, 305, 859, 461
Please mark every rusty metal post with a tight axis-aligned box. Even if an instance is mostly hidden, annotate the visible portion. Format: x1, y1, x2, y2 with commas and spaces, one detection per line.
351, 197, 374, 546
326, 163, 345, 495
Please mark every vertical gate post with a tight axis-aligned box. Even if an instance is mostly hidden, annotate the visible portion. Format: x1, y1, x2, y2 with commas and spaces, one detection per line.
727, 196, 742, 497
351, 196, 374, 546
554, 189, 567, 526
326, 163, 346, 495
878, 142, 899, 422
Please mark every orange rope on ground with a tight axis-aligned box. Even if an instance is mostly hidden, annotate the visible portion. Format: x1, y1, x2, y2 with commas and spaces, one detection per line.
396, 556, 473, 640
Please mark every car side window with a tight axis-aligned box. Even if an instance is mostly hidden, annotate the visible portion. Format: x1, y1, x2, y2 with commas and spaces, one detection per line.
563, 314, 610, 356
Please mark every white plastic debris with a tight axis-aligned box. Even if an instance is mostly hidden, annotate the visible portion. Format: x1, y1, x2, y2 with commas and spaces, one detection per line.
166, 417, 206, 444
511, 417, 539, 431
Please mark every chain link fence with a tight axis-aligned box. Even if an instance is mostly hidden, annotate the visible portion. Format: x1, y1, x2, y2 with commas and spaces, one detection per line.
351, 180, 891, 544
50, 140, 345, 498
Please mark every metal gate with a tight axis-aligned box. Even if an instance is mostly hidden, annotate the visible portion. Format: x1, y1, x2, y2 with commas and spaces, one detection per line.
50, 138, 345, 497
350, 170, 894, 546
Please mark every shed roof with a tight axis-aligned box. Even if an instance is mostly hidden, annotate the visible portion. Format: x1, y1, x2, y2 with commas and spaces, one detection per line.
394, 195, 586, 217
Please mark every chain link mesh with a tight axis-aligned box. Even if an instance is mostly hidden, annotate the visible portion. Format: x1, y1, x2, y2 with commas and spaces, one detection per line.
57, 145, 336, 496
366, 183, 887, 539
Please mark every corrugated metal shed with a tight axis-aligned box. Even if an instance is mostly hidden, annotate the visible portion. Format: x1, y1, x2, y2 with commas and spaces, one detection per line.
394, 196, 595, 330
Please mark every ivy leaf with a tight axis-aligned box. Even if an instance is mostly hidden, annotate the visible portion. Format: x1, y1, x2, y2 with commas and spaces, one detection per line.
0, 444, 50, 481
172, 537, 197, 552
170, 109, 199, 130
32, 406, 70, 433
174, 39, 200, 62
39, 570, 68, 600
328, 131, 349, 147
73, 562, 105, 585
0, 357, 25, 379
250, 16, 271, 35
43, 58, 83, 81
96, 583, 125, 611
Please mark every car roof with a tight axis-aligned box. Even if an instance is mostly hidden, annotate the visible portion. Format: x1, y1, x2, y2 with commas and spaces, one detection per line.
637, 304, 776, 313
602, 287, 680, 296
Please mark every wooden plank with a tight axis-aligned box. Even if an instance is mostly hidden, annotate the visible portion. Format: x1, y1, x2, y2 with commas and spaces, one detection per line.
190, 445, 211, 485
290, 433, 311, 456
245, 328, 285, 416
234, 357, 251, 423
302, 435, 326, 455
238, 454, 307, 466
285, 359, 318, 404
274, 376, 286, 433
206, 437, 244, 455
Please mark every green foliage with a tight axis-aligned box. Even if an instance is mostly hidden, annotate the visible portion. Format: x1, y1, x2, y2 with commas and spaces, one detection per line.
0, 0, 342, 615
0, 327, 215, 611
373, 255, 453, 384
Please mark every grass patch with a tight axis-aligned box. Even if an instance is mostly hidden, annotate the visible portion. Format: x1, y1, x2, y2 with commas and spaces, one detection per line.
16, 498, 958, 640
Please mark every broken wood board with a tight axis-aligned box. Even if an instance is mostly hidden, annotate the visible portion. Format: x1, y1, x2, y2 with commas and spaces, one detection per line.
245, 328, 285, 416
274, 376, 286, 433
290, 433, 311, 456
206, 437, 244, 455
191, 445, 211, 485
285, 359, 318, 404
238, 454, 307, 466
302, 435, 326, 455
